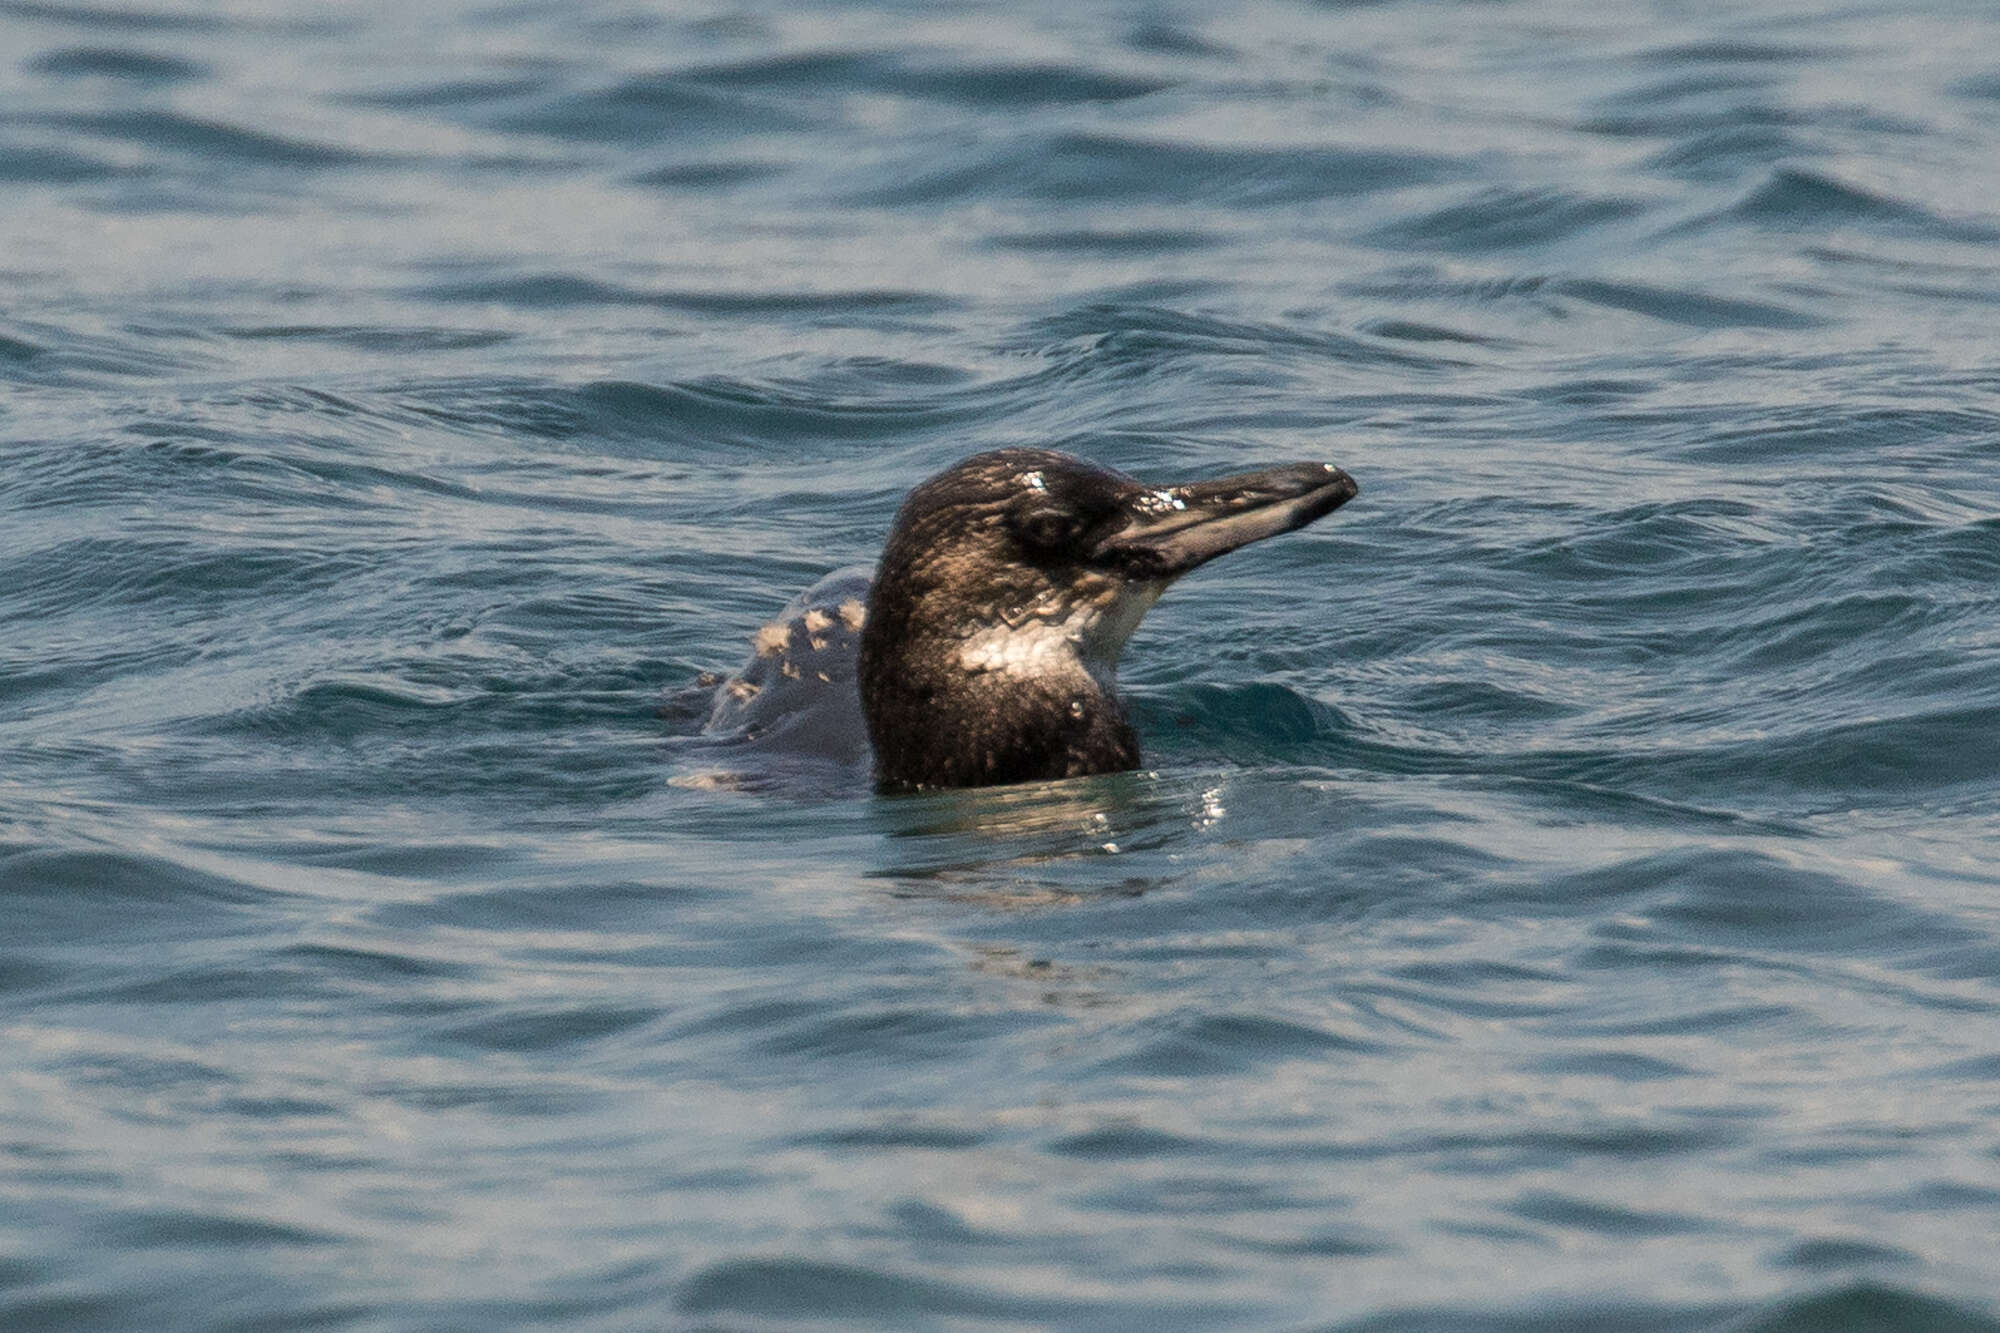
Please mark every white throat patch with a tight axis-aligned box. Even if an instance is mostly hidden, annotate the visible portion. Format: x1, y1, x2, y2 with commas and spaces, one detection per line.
956, 580, 1165, 682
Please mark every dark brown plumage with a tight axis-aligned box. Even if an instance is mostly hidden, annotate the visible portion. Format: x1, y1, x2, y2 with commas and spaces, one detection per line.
856, 449, 1356, 791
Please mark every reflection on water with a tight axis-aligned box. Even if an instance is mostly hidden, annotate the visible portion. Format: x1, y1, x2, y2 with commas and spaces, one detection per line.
872, 771, 1191, 904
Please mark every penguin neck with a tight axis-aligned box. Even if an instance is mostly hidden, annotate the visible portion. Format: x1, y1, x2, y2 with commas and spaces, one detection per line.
860, 611, 1144, 791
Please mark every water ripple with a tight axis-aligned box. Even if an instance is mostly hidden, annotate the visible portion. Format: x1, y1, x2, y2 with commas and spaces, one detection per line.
7, 0, 2000, 1327
1727, 165, 2000, 241
26, 44, 205, 80
38, 109, 379, 168
490, 73, 810, 143
1369, 186, 1647, 253
848, 131, 1465, 208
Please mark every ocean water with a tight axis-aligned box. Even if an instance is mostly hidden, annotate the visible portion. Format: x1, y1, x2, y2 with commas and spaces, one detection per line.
4, 0, 2000, 1327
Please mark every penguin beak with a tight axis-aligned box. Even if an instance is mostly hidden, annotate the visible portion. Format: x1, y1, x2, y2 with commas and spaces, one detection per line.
1090, 462, 1358, 579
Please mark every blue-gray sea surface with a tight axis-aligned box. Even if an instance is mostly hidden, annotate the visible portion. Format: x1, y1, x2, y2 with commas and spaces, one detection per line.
5, 0, 2000, 1328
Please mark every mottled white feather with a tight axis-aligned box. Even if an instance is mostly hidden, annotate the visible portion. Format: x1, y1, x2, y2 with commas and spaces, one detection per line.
956, 580, 1164, 683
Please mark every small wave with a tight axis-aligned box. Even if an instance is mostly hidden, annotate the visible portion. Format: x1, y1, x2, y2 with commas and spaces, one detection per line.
26, 44, 205, 79
1136, 681, 1348, 768
1125, 20, 1232, 58
1643, 124, 1810, 179
1507, 1189, 1715, 1238
1727, 165, 2000, 242
370, 375, 593, 441
1498, 496, 1777, 575
277, 941, 477, 983
793, 1119, 992, 1151
407, 269, 954, 320
0, 317, 213, 386
668, 48, 883, 93
1046, 1122, 1213, 1160
1, 844, 285, 945
680, 48, 1171, 106
1718, 703, 2000, 801
383, 372, 978, 461
888, 60, 1168, 107
1773, 1237, 1921, 1272
1672, 402, 2000, 461
1366, 186, 1645, 253
438, 1003, 662, 1054
1095, 1011, 1389, 1077
0, 631, 196, 716
1397, 678, 1578, 723
1337, 266, 1564, 310
1360, 317, 1514, 347
675, 1256, 1243, 1326
0, 141, 123, 183
41, 109, 378, 168
1952, 72, 2000, 102
844, 130, 1464, 209
402, 272, 648, 310
219, 324, 515, 353
628, 158, 786, 188
0, 0, 228, 32
1731, 1283, 2000, 1333
1705, 590, 1935, 673
98, 1208, 344, 1249
489, 72, 807, 143
571, 379, 827, 452
366, 880, 709, 933
1927, 1052, 2000, 1080
1426, 702, 2000, 814
1548, 846, 1986, 962
0, 330, 42, 363
1639, 39, 1850, 67
258, 676, 470, 740
1578, 97, 1922, 141
71, 958, 356, 1007
754, 1005, 1033, 1064
1349, 1282, 1999, 1332
985, 226, 1219, 255
1, 534, 362, 623
341, 73, 552, 110
1016, 301, 1461, 376
1553, 276, 1822, 329
1527, 1050, 1698, 1081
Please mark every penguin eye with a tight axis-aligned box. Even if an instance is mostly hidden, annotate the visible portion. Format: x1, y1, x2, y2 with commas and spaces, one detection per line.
1012, 505, 1084, 554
